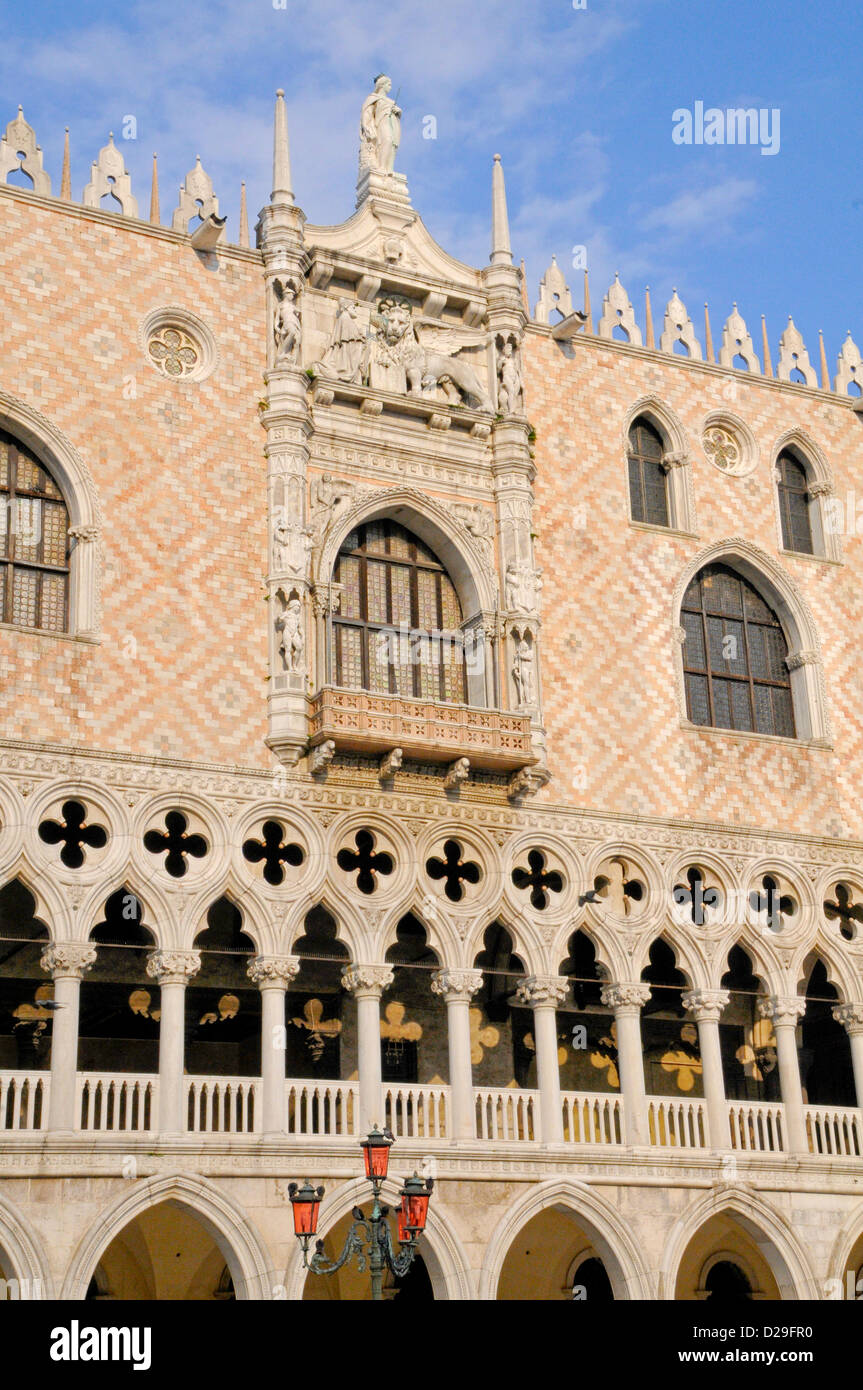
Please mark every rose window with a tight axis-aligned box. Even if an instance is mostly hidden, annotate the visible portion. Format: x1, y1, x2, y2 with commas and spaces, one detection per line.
147, 325, 200, 379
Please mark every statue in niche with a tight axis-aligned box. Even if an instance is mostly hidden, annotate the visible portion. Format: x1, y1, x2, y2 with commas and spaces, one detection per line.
316, 298, 366, 383
276, 591, 305, 673
272, 509, 313, 576
497, 336, 524, 415
369, 294, 493, 409
359, 74, 402, 174
273, 277, 301, 364
513, 633, 536, 706
310, 473, 357, 537
505, 560, 542, 612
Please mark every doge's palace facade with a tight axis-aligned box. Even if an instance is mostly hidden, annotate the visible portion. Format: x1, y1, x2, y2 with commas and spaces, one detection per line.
1, 83, 863, 1301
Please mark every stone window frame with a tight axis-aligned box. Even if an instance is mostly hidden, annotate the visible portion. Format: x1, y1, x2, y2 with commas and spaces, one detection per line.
622, 396, 696, 537
671, 539, 832, 746
770, 429, 841, 565
138, 306, 218, 385
0, 392, 101, 641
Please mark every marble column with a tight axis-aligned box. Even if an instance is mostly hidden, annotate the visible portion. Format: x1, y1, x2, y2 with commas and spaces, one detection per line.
146, 950, 201, 1134
342, 964, 394, 1134
758, 995, 808, 1154
430, 968, 484, 1140
40, 942, 97, 1132
248, 955, 300, 1135
600, 982, 651, 1146
515, 975, 569, 1143
682, 988, 731, 1148
832, 1003, 863, 1109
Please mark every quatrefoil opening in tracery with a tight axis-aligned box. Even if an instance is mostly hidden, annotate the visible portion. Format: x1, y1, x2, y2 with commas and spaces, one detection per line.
147, 325, 200, 379
702, 422, 754, 478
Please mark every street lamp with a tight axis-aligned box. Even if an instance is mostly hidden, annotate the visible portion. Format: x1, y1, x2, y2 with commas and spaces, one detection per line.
289, 1126, 434, 1301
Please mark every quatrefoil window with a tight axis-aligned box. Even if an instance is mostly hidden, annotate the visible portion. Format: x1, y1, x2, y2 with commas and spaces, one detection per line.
147, 325, 200, 379
426, 839, 481, 903
38, 800, 107, 869
242, 821, 305, 886
673, 867, 720, 927
144, 810, 208, 878
336, 830, 394, 895
824, 883, 863, 942
749, 875, 795, 933
511, 849, 564, 910
593, 859, 644, 917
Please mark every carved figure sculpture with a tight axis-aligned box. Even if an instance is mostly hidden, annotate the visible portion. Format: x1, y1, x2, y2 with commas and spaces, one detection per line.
272, 510, 313, 576
455, 503, 495, 563
504, 560, 542, 612
369, 295, 492, 410
497, 337, 524, 414
277, 595, 304, 673
310, 474, 356, 536
513, 636, 536, 706
273, 278, 301, 364
317, 298, 366, 383
359, 75, 402, 174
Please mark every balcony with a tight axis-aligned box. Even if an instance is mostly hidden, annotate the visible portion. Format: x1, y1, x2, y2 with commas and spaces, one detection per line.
308, 686, 536, 772
3, 1071, 861, 1159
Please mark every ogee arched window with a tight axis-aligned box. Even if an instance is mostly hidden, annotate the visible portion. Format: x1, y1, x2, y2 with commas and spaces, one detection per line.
332, 519, 466, 702
0, 429, 69, 631
681, 563, 795, 737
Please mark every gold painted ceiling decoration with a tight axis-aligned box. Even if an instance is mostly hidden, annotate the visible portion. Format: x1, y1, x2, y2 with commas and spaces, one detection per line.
523, 1031, 568, 1066
660, 1022, 703, 1091
469, 1006, 500, 1064
200, 993, 240, 1026
128, 989, 160, 1021
380, 999, 422, 1064
292, 997, 342, 1061
589, 1022, 620, 1089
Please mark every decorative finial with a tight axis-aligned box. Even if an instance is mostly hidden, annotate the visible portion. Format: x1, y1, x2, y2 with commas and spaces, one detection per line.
271, 87, 294, 206
519, 257, 530, 315
238, 180, 249, 248
149, 152, 160, 225
818, 329, 830, 390
761, 315, 774, 378
644, 286, 655, 348
583, 268, 593, 333
60, 126, 71, 201
490, 152, 511, 266
704, 302, 715, 363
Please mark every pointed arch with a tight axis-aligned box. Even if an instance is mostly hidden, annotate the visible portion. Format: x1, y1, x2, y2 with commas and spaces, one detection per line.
479, 1179, 654, 1300
772, 428, 839, 562
60, 1174, 276, 1300
0, 1190, 54, 1296
672, 537, 831, 742
658, 1187, 818, 1299
622, 396, 695, 534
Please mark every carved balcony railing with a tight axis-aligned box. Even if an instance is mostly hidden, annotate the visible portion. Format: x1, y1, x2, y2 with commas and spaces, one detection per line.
308, 686, 536, 772
561, 1091, 624, 1146
647, 1096, 708, 1150
804, 1104, 863, 1158
384, 1083, 450, 1140
727, 1100, 785, 1153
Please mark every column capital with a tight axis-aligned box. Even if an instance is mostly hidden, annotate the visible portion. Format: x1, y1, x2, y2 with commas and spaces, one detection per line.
247, 954, 300, 987
600, 981, 651, 1012
757, 994, 806, 1024
146, 949, 201, 985
515, 974, 570, 1008
430, 968, 484, 1002
40, 942, 97, 979
682, 988, 730, 1022
832, 1002, 863, 1035
341, 963, 394, 998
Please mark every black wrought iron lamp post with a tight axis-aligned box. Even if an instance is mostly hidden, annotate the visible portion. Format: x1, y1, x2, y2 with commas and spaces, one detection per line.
288, 1127, 434, 1301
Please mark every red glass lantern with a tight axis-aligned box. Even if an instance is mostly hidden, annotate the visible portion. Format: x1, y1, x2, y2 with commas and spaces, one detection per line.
398, 1173, 433, 1236
360, 1127, 393, 1181
288, 1181, 325, 1238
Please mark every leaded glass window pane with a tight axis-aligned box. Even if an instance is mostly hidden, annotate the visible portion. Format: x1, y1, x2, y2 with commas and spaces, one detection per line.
681, 563, 795, 738
778, 452, 814, 554
627, 419, 670, 527
0, 429, 69, 632
331, 520, 467, 703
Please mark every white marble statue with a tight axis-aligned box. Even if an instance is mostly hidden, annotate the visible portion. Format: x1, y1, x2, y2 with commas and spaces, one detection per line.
497, 337, 524, 414
272, 511, 313, 576
368, 295, 493, 409
317, 298, 366, 383
277, 595, 305, 673
360, 75, 402, 174
513, 636, 536, 706
273, 278, 301, 364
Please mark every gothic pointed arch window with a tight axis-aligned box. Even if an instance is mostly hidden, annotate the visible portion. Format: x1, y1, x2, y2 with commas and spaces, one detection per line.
0, 428, 69, 631
331, 519, 467, 703
627, 418, 669, 528
681, 564, 795, 738
776, 450, 814, 555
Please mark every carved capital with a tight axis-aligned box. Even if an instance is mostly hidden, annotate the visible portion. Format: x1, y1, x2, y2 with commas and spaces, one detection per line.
807, 480, 834, 499
146, 949, 202, 985
341, 963, 394, 998
430, 968, 484, 1002
785, 650, 819, 671
682, 988, 730, 1023
68, 525, 101, 544
40, 943, 97, 979
516, 974, 570, 1008
247, 955, 301, 987
662, 451, 690, 470
757, 994, 806, 1025
600, 981, 651, 1012
832, 1003, 863, 1035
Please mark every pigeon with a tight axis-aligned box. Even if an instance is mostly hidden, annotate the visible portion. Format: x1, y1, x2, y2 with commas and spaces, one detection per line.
578, 889, 600, 906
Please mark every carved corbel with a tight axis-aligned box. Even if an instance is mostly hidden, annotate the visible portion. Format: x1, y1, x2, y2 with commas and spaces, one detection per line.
444, 757, 470, 791
309, 739, 336, 775
379, 748, 403, 781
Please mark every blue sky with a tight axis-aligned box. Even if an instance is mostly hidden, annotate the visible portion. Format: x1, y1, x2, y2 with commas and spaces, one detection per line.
3, 0, 861, 368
